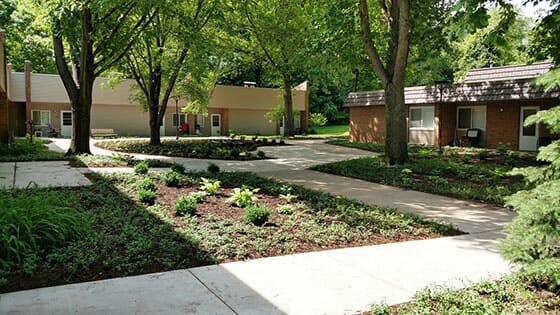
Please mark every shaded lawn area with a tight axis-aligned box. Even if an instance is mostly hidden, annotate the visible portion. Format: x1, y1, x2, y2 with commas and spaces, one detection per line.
95, 139, 278, 160
312, 153, 534, 205
0, 171, 459, 293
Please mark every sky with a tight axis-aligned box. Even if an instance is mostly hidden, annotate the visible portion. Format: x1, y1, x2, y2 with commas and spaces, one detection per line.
508, 0, 553, 19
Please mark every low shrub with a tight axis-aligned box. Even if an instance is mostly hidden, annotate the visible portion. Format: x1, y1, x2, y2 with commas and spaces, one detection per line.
138, 177, 157, 192
200, 178, 221, 195
137, 189, 157, 205
188, 191, 207, 203
257, 150, 265, 159
309, 112, 328, 127
226, 187, 259, 207
277, 204, 295, 215
174, 196, 197, 216
160, 170, 181, 187
207, 162, 220, 174
477, 150, 490, 160
244, 204, 271, 226
170, 163, 186, 174
134, 161, 149, 174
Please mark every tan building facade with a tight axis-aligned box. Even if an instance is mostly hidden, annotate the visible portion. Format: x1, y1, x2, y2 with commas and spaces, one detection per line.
3, 57, 309, 139
346, 62, 559, 151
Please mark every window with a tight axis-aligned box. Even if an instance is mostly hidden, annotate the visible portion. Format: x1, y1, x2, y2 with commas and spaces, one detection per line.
196, 114, 205, 128
409, 107, 434, 129
457, 106, 486, 130
172, 114, 186, 127
31, 110, 51, 126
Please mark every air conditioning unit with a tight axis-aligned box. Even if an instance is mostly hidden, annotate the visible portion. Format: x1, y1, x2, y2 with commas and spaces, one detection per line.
34, 130, 43, 137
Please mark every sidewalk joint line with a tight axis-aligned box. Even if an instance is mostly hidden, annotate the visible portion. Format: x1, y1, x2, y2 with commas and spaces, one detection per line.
12, 162, 17, 188
187, 269, 239, 315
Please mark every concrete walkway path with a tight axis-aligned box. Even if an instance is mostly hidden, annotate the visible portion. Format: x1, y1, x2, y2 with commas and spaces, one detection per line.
0, 161, 90, 189
0, 138, 515, 314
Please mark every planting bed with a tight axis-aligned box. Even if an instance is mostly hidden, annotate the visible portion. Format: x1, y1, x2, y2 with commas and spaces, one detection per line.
95, 139, 284, 160
0, 171, 460, 293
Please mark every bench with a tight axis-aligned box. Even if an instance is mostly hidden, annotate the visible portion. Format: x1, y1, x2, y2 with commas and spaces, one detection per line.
91, 128, 118, 138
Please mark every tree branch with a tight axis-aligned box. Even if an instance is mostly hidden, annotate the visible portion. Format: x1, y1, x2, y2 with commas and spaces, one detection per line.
359, 0, 388, 84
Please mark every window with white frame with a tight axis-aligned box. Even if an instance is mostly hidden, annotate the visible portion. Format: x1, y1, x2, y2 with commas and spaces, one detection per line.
196, 114, 205, 128
172, 113, 186, 127
31, 110, 51, 126
457, 106, 486, 130
409, 107, 434, 129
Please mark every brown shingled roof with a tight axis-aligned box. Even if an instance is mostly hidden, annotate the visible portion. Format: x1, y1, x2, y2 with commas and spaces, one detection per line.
462, 60, 553, 83
345, 61, 558, 108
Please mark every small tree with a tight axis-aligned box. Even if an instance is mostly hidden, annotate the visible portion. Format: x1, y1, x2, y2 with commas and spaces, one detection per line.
500, 69, 560, 290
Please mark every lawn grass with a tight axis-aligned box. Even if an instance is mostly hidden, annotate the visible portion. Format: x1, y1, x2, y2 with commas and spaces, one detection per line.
0, 170, 459, 293
0, 138, 66, 162
312, 152, 532, 205
297, 124, 349, 139
95, 139, 275, 160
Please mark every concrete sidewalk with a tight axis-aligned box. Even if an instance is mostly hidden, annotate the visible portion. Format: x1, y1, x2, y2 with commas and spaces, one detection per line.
0, 161, 90, 189
0, 233, 510, 315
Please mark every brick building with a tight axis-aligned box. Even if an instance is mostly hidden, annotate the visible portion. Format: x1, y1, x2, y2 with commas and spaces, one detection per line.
346, 61, 559, 151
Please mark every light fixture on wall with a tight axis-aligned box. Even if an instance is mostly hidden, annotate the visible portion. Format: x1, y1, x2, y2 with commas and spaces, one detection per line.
435, 79, 452, 153
500, 107, 504, 112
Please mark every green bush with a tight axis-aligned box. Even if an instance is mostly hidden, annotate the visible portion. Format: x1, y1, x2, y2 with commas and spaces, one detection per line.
137, 189, 157, 205
517, 258, 560, 294
243, 204, 271, 226
257, 150, 265, 159
200, 178, 221, 195
170, 163, 186, 174
134, 161, 149, 174
188, 191, 207, 203
477, 150, 490, 160
174, 196, 197, 216
226, 187, 259, 207
160, 170, 181, 187
0, 191, 91, 274
138, 177, 157, 192
207, 162, 220, 174
309, 112, 328, 127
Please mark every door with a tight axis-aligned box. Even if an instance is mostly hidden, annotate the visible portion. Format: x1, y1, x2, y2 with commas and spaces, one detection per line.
279, 116, 285, 136
211, 114, 221, 136
519, 106, 539, 151
60, 111, 72, 138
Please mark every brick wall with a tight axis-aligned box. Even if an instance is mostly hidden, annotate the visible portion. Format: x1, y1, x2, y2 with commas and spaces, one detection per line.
349, 106, 386, 143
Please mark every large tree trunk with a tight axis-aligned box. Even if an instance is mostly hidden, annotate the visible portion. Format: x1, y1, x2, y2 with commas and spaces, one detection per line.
149, 102, 162, 145
384, 82, 408, 164
282, 75, 295, 136
358, 0, 410, 165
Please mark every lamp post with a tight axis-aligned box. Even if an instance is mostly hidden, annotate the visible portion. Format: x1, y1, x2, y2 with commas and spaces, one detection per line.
435, 79, 451, 153
171, 95, 180, 140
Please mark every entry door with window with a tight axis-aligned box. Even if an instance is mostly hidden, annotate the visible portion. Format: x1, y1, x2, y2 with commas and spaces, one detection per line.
60, 111, 72, 138
211, 114, 221, 136
519, 106, 539, 151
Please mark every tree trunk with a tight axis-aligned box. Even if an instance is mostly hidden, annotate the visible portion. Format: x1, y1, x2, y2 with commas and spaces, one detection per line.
282, 75, 295, 136
149, 102, 162, 145
384, 82, 408, 164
